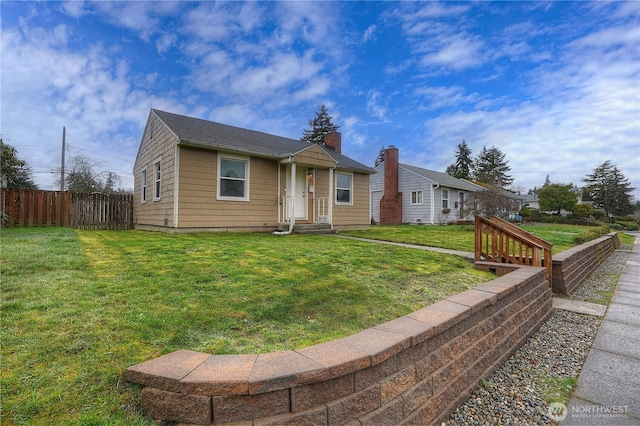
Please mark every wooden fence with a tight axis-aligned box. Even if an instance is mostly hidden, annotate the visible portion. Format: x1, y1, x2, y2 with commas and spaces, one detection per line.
71, 192, 133, 230
1, 189, 133, 230
475, 215, 553, 281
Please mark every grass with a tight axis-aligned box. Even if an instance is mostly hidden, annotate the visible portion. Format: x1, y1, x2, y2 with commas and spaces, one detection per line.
618, 232, 636, 247
342, 223, 614, 254
1, 227, 494, 425
537, 371, 577, 405
3, 223, 632, 423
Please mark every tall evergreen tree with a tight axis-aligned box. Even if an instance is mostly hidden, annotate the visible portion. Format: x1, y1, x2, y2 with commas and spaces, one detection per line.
473, 145, 513, 187
300, 105, 340, 145
0, 139, 37, 189
446, 140, 473, 179
374, 146, 385, 167
583, 160, 634, 217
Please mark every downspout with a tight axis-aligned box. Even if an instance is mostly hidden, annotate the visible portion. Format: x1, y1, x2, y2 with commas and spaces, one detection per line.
329, 166, 335, 230
430, 183, 439, 225
173, 145, 180, 228
273, 157, 295, 235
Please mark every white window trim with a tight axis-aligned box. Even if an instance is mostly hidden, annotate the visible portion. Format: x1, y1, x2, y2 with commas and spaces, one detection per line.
141, 166, 147, 204
442, 188, 449, 209
217, 153, 250, 202
411, 190, 423, 205
335, 171, 353, 206
153, 158, 161, 201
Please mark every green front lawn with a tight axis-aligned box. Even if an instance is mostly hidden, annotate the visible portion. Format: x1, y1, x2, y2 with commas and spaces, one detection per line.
1, 227, 493, 424
342, 223, 612, 254
4, 223, 629, 424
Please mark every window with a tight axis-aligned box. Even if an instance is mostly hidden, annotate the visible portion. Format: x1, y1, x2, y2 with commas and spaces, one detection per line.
336, 172, 352, 204
141, 167, 147, 203
218, 156, 249, 200
441, 189, 449, 209
411, 191, 423, 205
153, 159, 161, 200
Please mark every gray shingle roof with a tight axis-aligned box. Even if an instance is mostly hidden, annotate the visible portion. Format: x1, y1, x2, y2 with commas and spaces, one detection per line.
400, 163, 484, 192
152, 109, 373, 173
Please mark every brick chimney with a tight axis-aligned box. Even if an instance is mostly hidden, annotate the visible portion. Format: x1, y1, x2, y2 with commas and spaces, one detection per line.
380, 146, 402, 225
323, 132, 341, 153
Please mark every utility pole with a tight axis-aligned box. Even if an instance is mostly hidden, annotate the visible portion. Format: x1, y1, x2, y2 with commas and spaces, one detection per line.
60, 126, 66, 192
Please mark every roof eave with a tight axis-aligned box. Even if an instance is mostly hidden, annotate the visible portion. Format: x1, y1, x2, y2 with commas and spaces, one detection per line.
179, 139, 294, 159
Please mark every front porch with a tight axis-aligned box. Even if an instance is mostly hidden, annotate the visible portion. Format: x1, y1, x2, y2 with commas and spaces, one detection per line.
275, 221, 336, 234
277, 144, 338, 231
278, 195, 331, 226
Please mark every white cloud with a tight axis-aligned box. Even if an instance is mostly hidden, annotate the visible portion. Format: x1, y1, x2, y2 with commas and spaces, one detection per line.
419, 34, 485, 70
184, 2, 243, 43
393, 4, 484, 72
367, 91, 388, 121
412, 1, 470, 19
342, 116, 367, 149
60, 0, 86, 18
275, 1, 337, 46
1, 24, 177, 190
292, 78, 332, 103
414, 86, 478, 109
229, 52, 324, 100
363, 24, 377, 42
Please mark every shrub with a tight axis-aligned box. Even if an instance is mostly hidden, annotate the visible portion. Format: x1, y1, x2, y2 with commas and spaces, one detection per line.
519, 207, 532, 218
573, 225, 610, 244
611, 221, 639, 231
572, 204, 593, 219
592, 209, 607, 221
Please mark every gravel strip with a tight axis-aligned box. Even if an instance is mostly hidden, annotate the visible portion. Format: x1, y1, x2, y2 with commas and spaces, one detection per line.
445, 246, 631, 425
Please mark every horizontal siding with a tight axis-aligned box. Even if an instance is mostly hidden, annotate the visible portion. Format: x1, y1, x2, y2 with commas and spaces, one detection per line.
177, 147, 279, 228
370, 164, 384, 224
370, 164, 384, 193
313, 168, 330, 200
371, 190, 382, 224
333, 172, 370, 228
293, 145, 336, 168
133, 112, 177, 227
398, 167, 433, 224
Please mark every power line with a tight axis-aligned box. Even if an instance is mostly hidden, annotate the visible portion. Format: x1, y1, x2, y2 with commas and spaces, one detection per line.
67, 144, 133, 163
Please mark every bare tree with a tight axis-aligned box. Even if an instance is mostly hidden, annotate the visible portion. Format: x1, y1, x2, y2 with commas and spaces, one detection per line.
56, 154, 122, 193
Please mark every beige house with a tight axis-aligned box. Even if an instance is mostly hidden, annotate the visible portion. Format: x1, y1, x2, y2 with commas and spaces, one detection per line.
133, 109, 374, 232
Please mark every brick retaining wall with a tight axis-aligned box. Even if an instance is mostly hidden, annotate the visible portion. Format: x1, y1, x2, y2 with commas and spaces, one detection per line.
126, 265, 552, 425
552, 232, 620, 295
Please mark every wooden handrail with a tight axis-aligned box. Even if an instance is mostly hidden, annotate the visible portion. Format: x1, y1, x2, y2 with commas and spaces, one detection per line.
475, 215, 552, 281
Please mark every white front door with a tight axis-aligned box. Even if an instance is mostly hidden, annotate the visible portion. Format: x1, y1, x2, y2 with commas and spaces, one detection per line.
287, 166, 307, 220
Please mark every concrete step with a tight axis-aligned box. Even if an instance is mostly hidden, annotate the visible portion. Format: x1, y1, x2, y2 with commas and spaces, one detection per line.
276, 223, 336, 234
293, 228, 337, 235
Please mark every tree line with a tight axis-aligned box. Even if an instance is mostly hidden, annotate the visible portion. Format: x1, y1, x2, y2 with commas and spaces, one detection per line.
442, 140, 635, 218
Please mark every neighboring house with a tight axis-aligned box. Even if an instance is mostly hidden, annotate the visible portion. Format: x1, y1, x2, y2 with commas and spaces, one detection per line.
521, 193, 539, 210
133, 109, 374, 232
371, 147, 483, 225
471, 181, 527, 219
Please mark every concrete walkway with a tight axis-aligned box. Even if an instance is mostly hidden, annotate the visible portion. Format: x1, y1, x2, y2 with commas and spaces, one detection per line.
331, 234, 475, 259
553, 298, 607, 317
562, 234, 640, 425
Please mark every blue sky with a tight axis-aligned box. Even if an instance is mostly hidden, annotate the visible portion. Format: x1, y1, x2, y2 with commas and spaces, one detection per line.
2, 1, 639, 200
